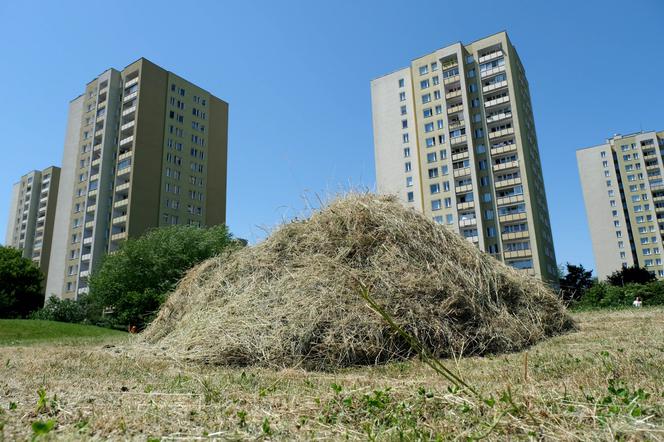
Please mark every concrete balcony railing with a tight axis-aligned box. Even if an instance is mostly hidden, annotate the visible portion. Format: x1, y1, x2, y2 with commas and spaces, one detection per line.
123, 91, 138, 102
120, 120, 135, 132
81, 253, 91, 262
453, 167, 472, 178
457, 201, 475, 210
445, 90, 462, 99
490, 144, 517, 156
465, 235, 479, 243
478, 50, 503, 64
486, 112, 513, 124
498, 212, 527, 223
112, 215, 128, 225
83, 237, 93, 245
482, 80, 508, 94
111, 231, 128, 242
125, 77, 139, 88
489, 127, 515, 140
115, 182, 131, 192
119, 135, 134, 147
455, 184, 473, 193
494, 177, 522, 189
84, 220, 94, 229
503, 249, 532, 259
484, 95, 510, 108
447, 104, 464, 114
450, 134, 467, 145
451, 151, 469, 161
86, 204, 96, 213
492, 160, 519, 172
448, 120, 465, 130
114, 198, 129, 208
501, 231, 530, 241
118, 150, 133, 161
443, 74, 460, 85
495, 194, 525, 206
459, 218, 477, 227
122, 105, 136, 117
117, 166, 131, 177
480, 64, 506, 79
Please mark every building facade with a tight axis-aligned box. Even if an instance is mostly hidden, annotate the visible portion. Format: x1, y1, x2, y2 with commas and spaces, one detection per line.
371, 31, 558, 283
5, 167, 61, 285
577, 131, 664, 280
46, 58, 228, 300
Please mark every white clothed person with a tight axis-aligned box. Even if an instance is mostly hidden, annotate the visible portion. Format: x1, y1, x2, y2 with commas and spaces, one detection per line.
633, 299, 642, 308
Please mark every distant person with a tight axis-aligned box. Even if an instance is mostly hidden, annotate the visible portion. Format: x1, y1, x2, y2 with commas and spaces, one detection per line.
633, 297, 642, 308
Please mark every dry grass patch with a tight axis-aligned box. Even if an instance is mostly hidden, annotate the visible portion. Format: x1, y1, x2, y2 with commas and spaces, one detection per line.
1, 309, 663, 440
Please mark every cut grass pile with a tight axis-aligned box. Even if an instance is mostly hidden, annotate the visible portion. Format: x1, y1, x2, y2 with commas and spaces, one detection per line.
0, 319, 126, 346
1, 308, 663, 440
144, 194, 573, 369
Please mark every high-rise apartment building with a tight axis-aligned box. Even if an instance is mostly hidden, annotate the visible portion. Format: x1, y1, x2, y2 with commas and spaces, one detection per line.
371, 31, 558, 283
577, 131, 664, 280
5, 167, 61, 285
46, 58, 228, 300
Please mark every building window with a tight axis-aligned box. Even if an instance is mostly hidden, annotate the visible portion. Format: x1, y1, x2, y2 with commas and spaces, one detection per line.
431, 199, 442, 211
398, 78, 405, 88
399, 92, 406, 101
419, 65, 429, 75
406, 176, 413, 187
405, 162, 412, 172
407, 191, 414, 202
400, 105, 407, 115
403, 147, 411, 158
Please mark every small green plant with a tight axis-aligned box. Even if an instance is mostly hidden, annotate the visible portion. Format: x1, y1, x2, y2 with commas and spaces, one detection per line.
262, 417, 272, 436
237, 410, 247, 428
31, 419, 55, 439
9, 401, 17, 410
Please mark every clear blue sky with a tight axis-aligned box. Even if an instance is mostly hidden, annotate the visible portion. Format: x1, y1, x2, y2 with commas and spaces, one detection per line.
1, 0, 662, 275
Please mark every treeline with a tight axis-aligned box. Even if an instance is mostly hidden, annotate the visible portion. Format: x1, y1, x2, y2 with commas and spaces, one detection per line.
559, 262, 663, 309
2, 225, 241, 330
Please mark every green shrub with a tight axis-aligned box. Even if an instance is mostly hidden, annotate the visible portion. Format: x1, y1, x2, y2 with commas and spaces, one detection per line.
30, 296, 87, 323
0, 246, 43, 318
87, 224, 238, 329
577, 281, 664, 308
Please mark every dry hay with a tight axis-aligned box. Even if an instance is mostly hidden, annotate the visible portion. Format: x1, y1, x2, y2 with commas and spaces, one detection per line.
143, 193, 575, 370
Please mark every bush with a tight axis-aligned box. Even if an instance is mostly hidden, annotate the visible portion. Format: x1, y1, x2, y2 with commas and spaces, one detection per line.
31, 296, 88, 323
0, 246, 43, 318
607, 265, 656, 286
577, 280, 664, 309
87, 224, 238, 329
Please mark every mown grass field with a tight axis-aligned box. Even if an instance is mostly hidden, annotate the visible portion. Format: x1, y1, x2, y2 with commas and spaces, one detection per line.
1, 308, 663, 440
0, 320, 126, 346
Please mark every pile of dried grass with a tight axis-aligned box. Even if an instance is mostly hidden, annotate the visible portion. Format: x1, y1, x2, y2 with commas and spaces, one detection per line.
143, 194, 574, 370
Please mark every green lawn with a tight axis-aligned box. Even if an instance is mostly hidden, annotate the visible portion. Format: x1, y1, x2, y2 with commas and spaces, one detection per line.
0, 319, 126, 345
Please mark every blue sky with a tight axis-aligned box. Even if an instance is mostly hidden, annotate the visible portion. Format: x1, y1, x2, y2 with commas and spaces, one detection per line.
0, 0, 662, 275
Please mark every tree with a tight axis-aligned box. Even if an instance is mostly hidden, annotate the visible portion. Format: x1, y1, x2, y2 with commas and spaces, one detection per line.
0, 246, 43, 318
607, 265, 656, 286
31, 296, 87, 323
559, 263, 594, 303
87, 225, 238, 329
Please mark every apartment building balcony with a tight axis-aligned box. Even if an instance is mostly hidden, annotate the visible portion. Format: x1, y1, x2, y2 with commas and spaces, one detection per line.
118, 150, 133, 162
503, 249, 532, 259
77, 287, 89, 295
91, 157, 101, 167
125, 77, 139, 88
457, 201, 475, 211
465, 235, 479, 243
86, 204, 96, 213
112, 215, 128, 225
84, 220, 94, 229
120, 120, 135, 132
455, 184, 473, 193
447, 104, 464, 114
478, 50, 503, 64
459, 218, 477, 227
115, 182, 131, 192
123, 91, 138, 103
480, 64, 506, 79
111, 231, 128, 242
81, 253, 91, 262
494, 177, 522, 189
646, 163, 660, 171
450, 134, 467, 145
89, 173, 99, 183
498, 212, 527, 223
88, 189, 98, 198
448, 120, 465, 130
489, 127, 515, 140
653, 194, 664, 202
445, 90, 462, 100
496, 194, 525, 206
492, 160, 519, 172
83, 237, 93, 245
501, 230, 530, 241
122, 105, 137, 117
484, 95, 510, 108
117, 165, 131, 177
114, 198, 129, 209
486, 111, 512, 124
453, 167, 472, 178
94, 129, 104, 138
482, 80, 508, 94
119, 135, 134, 147
80, 270, 90, 278
443, 74, 460, 85
452, 151, 469, 161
